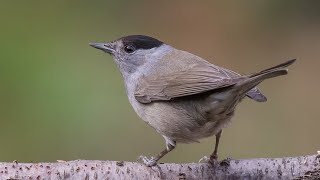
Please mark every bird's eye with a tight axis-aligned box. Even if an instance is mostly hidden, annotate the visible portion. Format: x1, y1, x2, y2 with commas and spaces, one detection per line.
124, 45, 135, 53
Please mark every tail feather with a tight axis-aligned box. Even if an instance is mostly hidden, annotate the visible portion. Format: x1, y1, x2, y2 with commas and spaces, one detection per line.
249, 59, 296, 78
238, 59, 296, 97
246, 88, 267, 102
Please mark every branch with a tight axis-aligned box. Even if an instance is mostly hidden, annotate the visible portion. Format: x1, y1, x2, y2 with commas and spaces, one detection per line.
0, 154, 319, 180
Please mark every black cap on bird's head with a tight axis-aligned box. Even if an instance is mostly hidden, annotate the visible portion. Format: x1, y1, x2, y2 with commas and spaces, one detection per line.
119, 35, 163, 50
89, 35, 163, 55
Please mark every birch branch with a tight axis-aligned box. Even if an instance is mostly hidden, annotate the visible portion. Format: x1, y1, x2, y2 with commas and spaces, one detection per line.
0, 154, 319, 180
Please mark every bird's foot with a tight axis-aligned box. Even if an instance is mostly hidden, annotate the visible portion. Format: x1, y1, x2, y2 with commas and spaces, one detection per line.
138, 155, 157, 167
220, 157, 232, 166
199, 156, 218, 165
198, 156, 209, 163
199, 155, 231, 166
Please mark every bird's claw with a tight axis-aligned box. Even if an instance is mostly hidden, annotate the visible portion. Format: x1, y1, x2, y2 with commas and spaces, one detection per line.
138, 155, 157, 167
199, 156, 209, 163
199, 155, 231, 166
220, 157, 231, 166
199, 156, 218, 165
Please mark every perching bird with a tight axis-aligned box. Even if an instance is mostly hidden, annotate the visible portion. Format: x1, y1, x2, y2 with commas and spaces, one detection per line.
89, 35, 295, 166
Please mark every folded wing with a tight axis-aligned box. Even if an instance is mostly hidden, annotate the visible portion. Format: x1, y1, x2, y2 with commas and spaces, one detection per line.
134, 63, 245, 104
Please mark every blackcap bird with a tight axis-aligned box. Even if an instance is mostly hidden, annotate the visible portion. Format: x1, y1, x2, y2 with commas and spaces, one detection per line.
89, 35, 295, 166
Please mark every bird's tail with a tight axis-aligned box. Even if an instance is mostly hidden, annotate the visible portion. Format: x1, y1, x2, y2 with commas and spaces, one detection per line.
236, 59, 296, 96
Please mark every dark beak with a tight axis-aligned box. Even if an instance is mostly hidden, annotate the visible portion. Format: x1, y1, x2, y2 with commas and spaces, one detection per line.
89, 42, 114, 55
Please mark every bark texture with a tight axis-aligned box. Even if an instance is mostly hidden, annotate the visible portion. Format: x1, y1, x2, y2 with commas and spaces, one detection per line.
0, 154, 319, 180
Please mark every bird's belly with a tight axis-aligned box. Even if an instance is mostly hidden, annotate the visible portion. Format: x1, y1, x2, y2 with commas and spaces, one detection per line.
169, 111, 234, 143
130, 97, 234, 144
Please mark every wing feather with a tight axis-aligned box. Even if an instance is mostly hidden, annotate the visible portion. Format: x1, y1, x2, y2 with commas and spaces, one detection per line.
134, 64, 244, 103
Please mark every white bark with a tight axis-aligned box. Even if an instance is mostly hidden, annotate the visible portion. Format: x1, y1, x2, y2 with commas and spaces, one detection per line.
0, 154, 319, 180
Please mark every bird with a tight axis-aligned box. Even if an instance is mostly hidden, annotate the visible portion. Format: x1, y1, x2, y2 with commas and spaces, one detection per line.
89, 35, 295, 166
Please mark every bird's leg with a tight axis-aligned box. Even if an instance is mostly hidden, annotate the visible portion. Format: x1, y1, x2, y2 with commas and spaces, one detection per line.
207, 130, 231, 166
139, 140, 176, 167
210, 130, 222, 161
198, 130, 223, 164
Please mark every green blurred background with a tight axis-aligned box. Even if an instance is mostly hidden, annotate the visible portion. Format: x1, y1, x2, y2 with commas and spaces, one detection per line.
0, 1, 319, 163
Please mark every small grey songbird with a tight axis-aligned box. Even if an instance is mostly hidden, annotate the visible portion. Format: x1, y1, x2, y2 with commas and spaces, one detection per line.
89, 35, 295, 166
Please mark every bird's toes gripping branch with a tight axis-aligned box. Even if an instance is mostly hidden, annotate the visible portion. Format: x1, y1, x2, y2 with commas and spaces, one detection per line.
138, 156, 158, 167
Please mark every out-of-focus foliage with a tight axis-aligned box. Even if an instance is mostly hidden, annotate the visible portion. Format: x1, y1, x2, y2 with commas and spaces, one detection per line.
0, 1, 319, 163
